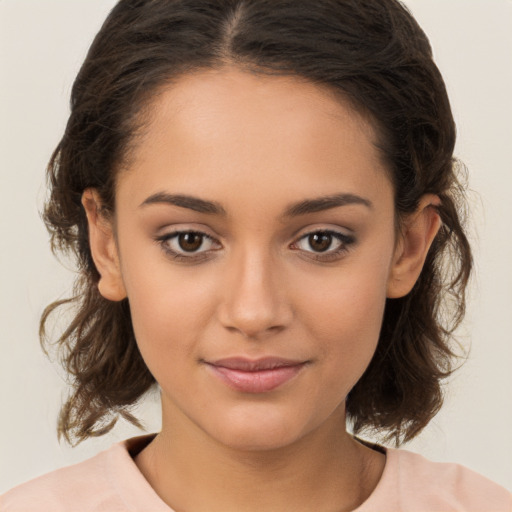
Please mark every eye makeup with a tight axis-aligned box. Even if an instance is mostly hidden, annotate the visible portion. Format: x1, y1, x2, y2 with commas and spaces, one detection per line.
154, 227, 356, 264
290, 229, 356, 263
155, 230, 221, 263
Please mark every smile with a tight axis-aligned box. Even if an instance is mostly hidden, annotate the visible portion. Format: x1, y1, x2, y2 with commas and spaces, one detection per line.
204, 357, 308, 393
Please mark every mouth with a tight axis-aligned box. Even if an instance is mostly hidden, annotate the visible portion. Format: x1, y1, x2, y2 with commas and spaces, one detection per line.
204, 357, 308, 393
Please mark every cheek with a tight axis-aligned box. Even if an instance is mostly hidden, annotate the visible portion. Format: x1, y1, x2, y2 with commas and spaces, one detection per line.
300, 254, 390, 327
120, 251, 218, 364
310, 281, 386, 356
293, 256, 392, 383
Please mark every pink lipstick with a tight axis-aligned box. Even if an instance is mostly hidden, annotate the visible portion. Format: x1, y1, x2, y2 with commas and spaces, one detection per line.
205, 357, 307, 393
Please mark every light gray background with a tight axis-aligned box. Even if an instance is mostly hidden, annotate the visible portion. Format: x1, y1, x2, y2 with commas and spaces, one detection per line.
1, 0, 511, 493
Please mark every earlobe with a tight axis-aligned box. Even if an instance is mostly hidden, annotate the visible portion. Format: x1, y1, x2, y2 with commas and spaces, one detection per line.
82, 189, 127, 302
387, 194, 442, 299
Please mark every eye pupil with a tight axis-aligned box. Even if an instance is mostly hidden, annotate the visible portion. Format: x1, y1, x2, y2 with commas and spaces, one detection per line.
309, 232, 332, 252
178, 233, 203, 252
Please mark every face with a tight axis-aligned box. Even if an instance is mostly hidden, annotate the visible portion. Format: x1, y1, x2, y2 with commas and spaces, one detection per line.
95, 68, 402, 451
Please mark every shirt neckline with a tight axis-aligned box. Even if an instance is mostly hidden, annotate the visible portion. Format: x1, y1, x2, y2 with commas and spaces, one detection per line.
107, 434, 397, 512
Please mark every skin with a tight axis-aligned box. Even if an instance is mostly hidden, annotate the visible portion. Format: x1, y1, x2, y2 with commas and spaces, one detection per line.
83, 67, 441, 512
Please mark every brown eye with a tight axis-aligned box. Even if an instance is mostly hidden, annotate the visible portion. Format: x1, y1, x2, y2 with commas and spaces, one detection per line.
178, 232, 204, 252
292, 229, 355, 259
307, 232, 333, 252
158, 231, 219, 259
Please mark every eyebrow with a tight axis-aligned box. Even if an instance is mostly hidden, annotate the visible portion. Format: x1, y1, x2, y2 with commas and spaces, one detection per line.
139, 192, 372, 216
140, 193, 226, 215
283, 193, 373, 217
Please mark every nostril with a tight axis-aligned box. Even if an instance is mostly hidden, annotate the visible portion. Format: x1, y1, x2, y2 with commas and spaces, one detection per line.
216, 254, 293, 338
226, 324, 286, 341
219, 303, 291, 339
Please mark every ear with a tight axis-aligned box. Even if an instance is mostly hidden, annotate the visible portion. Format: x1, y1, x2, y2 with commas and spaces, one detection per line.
387, 194, 442, 298
82, 189, 127, 301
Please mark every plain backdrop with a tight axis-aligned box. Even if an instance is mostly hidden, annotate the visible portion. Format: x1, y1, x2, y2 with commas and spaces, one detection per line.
1, 0, 511, 493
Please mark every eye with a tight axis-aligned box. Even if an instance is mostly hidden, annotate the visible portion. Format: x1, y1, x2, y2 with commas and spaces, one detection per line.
174, 232, 209, 252
156, 230, 221, 260
291, 230, 355, 260
299, 232, 338, 253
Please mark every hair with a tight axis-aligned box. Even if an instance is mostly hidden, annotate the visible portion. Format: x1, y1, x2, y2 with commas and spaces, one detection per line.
41, 0, 472, 446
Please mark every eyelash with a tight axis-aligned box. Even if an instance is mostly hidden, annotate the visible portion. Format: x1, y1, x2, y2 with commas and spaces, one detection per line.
155, 229, 355, 263
155, 231, 220, 262
290, 230, 355, 262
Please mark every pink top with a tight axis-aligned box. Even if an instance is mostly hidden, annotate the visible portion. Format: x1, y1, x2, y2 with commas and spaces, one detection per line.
1, 435, 510, 511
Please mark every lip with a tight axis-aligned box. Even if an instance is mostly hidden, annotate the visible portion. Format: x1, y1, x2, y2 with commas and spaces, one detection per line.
205, 357, 308, 393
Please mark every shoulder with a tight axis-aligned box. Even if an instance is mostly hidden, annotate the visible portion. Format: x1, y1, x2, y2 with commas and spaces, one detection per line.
0, 444, 126, 512
0, 436, 162, 512
371, 448, 512, 512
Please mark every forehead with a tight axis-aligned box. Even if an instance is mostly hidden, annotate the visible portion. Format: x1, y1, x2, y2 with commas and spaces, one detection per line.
141, 67, 377, 147
118, 67, 392, 214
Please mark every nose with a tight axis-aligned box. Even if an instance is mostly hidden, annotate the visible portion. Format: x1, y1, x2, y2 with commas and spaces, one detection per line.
217, 248, 293, 340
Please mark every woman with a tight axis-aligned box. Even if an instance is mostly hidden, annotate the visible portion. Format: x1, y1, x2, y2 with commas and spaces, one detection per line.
2, 0, 510, 510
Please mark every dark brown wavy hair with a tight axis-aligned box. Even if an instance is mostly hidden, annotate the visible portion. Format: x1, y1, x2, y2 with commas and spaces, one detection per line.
41, 0, 472, 446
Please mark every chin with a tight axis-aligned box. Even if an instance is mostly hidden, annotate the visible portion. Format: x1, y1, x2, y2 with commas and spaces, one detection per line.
199, 404, 327, 453
213, 425, 303, 453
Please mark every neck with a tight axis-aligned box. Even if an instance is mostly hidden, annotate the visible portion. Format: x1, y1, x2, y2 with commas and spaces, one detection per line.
134, 403, 385, 512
